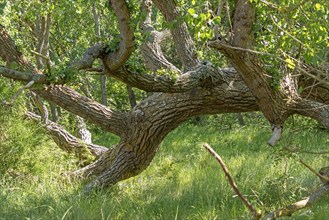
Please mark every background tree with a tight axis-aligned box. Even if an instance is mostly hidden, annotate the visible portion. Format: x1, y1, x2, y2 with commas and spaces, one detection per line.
0, 0, 328, 195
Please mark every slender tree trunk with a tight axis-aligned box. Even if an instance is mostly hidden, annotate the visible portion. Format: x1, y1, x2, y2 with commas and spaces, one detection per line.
236, 113, 245, 127
126, 85, 136, 108
100, 75, 107, 106
50, 102, 58, 122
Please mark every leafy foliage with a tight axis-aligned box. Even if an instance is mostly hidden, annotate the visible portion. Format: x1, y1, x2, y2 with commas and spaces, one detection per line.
254, 0, 329, 75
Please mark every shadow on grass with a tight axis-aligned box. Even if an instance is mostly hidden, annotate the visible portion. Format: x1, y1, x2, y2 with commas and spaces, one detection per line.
1, 118, 328, 219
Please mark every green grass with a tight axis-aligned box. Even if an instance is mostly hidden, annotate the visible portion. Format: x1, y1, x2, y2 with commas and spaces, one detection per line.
0, 114, 328, 219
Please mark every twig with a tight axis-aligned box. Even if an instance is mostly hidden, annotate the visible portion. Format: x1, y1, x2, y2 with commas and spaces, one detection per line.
283, 146, 329, 155
1, 80, 35, 106
299, 159, 329, 183
203, 143, 262, 220
31, 50, 50, 61
208, 42, 329, 86
31, 50, 52, 73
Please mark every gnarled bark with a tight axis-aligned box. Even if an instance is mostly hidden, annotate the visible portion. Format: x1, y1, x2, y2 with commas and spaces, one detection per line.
73, 72, 259, 188
152, 0, 199, 71
208, 0, 329, 145
0, 0, 328, 191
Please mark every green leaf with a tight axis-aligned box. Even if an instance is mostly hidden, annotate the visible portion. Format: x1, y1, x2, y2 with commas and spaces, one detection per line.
298, 87, 304, 94
315, 3, 321, 10
9, 62, 19, 69
0, 1, 6, 15
212, 16, 221, 25
285, 58, 295, 69
187, 8, 195, 16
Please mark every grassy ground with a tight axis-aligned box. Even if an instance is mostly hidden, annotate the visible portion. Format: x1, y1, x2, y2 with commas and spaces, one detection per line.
0, 114, 328, 219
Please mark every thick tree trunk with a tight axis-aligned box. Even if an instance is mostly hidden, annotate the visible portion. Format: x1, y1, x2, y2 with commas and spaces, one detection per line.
72, 73, 259, 189
1, 1, 328, 191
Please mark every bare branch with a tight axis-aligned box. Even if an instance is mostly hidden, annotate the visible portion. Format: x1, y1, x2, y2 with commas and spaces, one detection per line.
263, 185, 329, 220
0, 80, 35, 106
295, 99, 329, 129
0, 25, 38, 72
72, 43, 106, 70
231, 0, 256, 48
0, 66, 49, 83
101, 0, 135, 71
108, 64, 223, 93
203, 143, 262, 220
299, 159, 329, 183
27, 112, 107, 158
34, 85, 128, 137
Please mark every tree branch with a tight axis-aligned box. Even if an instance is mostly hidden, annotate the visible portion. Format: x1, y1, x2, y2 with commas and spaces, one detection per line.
34, 85, 128, 137
108, 64, 224, 93
140, 0, 181, 73
152, 0, 199, 71
203, 143, 261, 220
71, 43, 106, 70
263, 185, 329, 220
101, 0, 135, 71
0, 25, 37, 72
295, 99, 329, 129
299, 159, 329, 183
27, 112, 107, 158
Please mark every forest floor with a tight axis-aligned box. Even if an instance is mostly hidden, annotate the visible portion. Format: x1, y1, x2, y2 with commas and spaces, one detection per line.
0, 113, 328, 219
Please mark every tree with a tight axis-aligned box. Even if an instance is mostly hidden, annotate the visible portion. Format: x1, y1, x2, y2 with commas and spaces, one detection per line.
0, 0, 328, 192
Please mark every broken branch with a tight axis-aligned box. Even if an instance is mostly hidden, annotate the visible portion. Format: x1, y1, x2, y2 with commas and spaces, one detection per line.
203, 143, 261, 220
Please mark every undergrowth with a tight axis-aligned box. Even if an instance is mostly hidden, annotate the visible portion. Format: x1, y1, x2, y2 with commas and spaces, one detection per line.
0, 113, 328, 219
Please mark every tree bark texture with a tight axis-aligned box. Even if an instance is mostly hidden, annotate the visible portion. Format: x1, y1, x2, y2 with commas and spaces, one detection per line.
0, 0, 328, 189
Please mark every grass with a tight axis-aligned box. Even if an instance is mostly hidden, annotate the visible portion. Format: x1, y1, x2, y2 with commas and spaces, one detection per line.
0, 114, 328, 219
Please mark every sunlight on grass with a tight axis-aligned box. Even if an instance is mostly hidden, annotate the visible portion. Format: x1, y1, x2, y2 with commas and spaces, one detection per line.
0, 115, 328, 219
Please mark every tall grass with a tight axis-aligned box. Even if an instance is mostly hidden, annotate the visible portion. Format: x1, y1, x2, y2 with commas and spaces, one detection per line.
0, 114, 328, 219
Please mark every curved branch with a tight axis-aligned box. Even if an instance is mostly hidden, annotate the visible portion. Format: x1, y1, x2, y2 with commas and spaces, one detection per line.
72, 43, 107, 70
101, 0, 135, 71
108, 64, 224, 93
33, 85, 128, 137
152, 0, 199, 71
27, 112, 108, 158
140, 0, 181, 73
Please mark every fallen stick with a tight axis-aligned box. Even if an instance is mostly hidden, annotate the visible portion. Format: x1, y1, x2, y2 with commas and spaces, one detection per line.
263, 184, 329, 220
203, 143, 262, 220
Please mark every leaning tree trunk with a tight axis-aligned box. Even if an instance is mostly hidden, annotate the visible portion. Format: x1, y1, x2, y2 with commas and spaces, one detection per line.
41, 70, 259, 189
208, 0, 329, 145
1, 0, 329, 191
